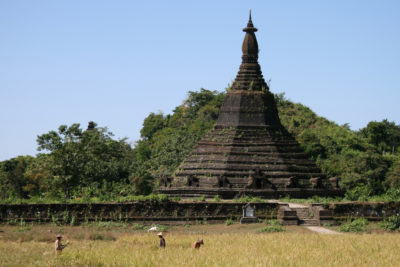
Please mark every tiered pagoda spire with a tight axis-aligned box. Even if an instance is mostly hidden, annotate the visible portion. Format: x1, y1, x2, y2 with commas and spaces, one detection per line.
216, 11, 280, 127
159, 13, 343, 199
230, 10, 266, 92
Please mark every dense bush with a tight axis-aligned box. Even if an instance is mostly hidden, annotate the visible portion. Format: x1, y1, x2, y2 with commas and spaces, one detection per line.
379, 216, 400, 231
339, 218, 368, 233
225, 218, 235, 226
260, 220, 285, 232
344, 185, 373, 201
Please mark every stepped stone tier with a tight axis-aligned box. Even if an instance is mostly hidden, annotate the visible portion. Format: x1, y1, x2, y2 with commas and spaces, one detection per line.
159, 12, 344, 198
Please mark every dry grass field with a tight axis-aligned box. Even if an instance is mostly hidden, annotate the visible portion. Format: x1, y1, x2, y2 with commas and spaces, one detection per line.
0, 223, 399, 266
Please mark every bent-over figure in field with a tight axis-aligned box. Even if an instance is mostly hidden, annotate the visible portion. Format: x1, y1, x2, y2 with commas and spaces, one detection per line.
54, 235, 67, 253
158, 232, 166, 248
192, 239, 204, 249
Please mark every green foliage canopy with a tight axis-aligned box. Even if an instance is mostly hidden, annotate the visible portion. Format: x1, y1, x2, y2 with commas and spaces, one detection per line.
33, 123, 133, 199
130, 89, 224, 191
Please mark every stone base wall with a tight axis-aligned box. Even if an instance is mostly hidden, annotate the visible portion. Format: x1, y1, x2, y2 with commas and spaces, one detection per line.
1, 201, 398, 225
329, 202, 400, 221
159, 188, 344, 199
0, 202, 279, 223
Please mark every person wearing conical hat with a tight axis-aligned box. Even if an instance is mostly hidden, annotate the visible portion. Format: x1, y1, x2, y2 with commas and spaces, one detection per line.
54, 235, 67, 253
157, 232, 166, 248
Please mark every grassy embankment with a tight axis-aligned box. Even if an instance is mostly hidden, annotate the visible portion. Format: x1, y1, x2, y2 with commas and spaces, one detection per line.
0, 223, 399, 266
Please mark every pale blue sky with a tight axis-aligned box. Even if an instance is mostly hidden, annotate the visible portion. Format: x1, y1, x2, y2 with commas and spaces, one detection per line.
1, 0, 399, 161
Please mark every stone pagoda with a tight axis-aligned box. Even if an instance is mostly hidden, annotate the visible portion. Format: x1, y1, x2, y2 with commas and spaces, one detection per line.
159, 12, 343, 198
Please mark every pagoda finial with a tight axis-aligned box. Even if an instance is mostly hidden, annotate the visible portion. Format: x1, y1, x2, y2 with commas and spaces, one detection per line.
87, 121, 95, 131
241, 11, 259, 58
244, 9, 257, 32
229, 11, 265, 91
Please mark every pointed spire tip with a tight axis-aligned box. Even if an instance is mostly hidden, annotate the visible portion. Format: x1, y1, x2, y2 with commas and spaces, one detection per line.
244, 9, 256, 32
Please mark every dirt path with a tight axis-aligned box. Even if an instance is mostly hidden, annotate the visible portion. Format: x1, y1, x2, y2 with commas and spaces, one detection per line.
306, 226, 341, 234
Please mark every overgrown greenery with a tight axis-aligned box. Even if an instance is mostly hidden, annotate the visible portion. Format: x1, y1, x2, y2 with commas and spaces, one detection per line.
225, 218, 235, 225
379, 216, 400, 231
260, 220, 285, 232
0, 88, 399, 202
339, 218, 368, 233
280, 187, 400, 203
0, 123, 135, 201
130, 89, 224, 192
275, 93, 400, 196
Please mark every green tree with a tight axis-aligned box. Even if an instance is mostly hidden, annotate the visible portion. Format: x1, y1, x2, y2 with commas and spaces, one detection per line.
37, 123, 134, 199
0, 156, 35, 198
359, 119, 400, 154
130, 89, 224, 191
384, 156, 400, 188
140, 112, 167, 140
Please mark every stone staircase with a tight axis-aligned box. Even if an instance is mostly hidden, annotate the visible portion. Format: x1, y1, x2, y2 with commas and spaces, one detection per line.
292, 207, 319, 226
278, 204, 333, 226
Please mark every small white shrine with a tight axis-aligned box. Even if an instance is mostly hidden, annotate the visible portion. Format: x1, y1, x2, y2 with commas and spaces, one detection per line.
240, 203, 258, 224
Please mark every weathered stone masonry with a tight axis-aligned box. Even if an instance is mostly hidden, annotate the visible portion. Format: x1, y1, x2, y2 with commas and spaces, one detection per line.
1, 202, 399, 224
160, 12, 343, 198
0, 202, 279, 223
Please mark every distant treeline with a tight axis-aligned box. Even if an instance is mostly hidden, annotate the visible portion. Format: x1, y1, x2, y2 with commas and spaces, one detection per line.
1, 89, 400, 202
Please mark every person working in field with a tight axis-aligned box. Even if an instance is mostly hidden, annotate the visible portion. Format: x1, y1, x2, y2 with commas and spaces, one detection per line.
192, 238, 204, 249
158, 232, 166, 248
54, 235, 67, 253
